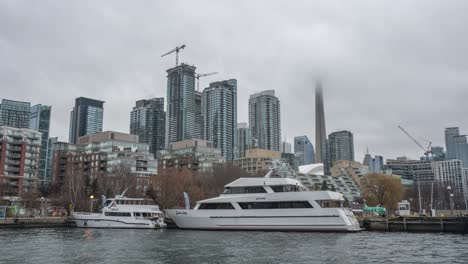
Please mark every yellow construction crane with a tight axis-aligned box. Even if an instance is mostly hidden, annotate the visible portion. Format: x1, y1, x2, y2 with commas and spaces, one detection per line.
161, 44, 186, 66
196, 72, 218, 91
397, 125, 432, 159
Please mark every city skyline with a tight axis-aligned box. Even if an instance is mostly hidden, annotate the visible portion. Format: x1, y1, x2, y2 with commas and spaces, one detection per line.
1, 2, 467, 162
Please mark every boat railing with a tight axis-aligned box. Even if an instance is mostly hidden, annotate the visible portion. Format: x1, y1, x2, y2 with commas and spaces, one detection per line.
73, 212, 96, 216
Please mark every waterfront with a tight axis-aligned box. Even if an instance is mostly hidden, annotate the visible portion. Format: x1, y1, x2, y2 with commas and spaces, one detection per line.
0, 229, 467, 264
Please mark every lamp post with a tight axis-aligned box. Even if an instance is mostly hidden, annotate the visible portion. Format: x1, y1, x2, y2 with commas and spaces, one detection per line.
430, 181, 434, 216
447, 186, 454, 216
90, 195, 95, 213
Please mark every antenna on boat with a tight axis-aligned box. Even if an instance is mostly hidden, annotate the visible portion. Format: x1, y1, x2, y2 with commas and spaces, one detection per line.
120, 188, 128, 197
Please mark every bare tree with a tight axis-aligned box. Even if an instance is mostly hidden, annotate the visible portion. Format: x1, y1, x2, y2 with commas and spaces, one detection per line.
99, 164, 136, 197
361, 173, 405, 210
63, 163, 86, 211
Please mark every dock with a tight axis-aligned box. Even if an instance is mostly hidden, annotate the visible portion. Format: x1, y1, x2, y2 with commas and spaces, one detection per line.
0, 217, 68, 228
360, 216, 468, 233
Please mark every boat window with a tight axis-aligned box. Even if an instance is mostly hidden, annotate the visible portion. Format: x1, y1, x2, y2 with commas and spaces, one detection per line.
134, 212, 141, 217
316, 200, 342, 208
104, 212, 131, 217
198, 203, 235, 209
271, 185, 301, 192
222, 186, 267, 194
238, 201, 313, 209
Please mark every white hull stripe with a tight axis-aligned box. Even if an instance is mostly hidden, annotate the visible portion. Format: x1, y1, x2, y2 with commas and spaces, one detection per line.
209, 215, 340, 219
75, 219, 150, 226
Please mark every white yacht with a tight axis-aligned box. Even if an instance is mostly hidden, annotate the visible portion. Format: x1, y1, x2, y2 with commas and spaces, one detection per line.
72, 194, 166, 229
166, 171, 361, 232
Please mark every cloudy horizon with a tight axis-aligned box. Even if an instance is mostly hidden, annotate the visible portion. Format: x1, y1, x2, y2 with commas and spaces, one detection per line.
1, 1, 467, 162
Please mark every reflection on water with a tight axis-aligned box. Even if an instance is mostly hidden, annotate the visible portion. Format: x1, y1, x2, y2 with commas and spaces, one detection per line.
0, 228, 467, 264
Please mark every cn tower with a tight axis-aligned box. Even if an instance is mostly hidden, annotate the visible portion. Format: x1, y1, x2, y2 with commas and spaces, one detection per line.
315, 81, 327, 163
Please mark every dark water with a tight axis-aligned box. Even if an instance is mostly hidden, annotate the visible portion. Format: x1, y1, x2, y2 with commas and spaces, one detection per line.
0, 228, 467, 264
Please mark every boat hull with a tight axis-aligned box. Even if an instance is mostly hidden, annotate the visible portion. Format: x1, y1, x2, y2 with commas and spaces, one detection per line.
166, 208, 360, 232
71, 214, 165, 229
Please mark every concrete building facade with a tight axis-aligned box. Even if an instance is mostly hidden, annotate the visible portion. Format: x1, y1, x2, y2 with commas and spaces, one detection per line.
0, 126, 41, 196
0, 99, 31, 129
158, 139, 225, 172
233, 149, 281, 175
52, 131, 157, 192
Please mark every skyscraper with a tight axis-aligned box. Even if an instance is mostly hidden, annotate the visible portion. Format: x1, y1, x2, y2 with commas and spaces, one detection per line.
294, 135, 315, 165
280, 141, 292, 154
69, 97, 104, 144
166, 63, 197, 145
0, 99, 31, 128
328, 130, 354, 166
445, 127, 459, 160
248, 90, 281, 151
202, 79, 237, 161
130, 98, 166, 157
237, 122, 250, 158
444, 127, 468, 167
195, 91, 203, 139
315, 81, 327, 163
30, 104, 52, 186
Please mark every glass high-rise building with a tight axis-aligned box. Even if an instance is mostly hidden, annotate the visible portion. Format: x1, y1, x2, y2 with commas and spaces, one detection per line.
69, 97, 104, 144
30, 104, 52, 185
201, 79, 237, 161
166, 63, 198, 145
294, 135, 315, 165
237, 122, 250, 158
0, 99, 31, 128
248, 90, 281, 151
130, 98, 166, 157
444, 127, 468, 167
328, 130, 354, 166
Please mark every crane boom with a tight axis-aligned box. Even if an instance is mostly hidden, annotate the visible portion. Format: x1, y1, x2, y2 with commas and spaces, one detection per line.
161, 44, 186, 66
196, 72, 219, 91
397, 125, 432, 157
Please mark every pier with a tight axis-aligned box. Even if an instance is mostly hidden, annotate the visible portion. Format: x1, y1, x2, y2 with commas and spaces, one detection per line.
360, 216, 468, 233
0, 217, 67, 228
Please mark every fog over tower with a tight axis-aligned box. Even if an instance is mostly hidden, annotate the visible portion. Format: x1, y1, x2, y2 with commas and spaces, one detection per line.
315, 81, 327, 163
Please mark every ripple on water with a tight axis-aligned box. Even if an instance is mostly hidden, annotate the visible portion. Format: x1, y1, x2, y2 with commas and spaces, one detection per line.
0, 229, 467, 264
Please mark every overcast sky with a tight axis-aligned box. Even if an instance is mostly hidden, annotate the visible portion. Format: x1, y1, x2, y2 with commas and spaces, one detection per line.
1, 1, 467, 162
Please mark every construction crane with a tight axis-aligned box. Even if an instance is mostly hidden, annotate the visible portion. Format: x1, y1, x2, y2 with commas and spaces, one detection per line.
161, 44, 186, 66
195, 72, 218, 91
397, 125, 432, 159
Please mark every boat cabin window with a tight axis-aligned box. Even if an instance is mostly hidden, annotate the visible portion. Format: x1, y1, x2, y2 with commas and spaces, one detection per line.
222, 186, 267, 194
104, 200, 113, 206
270, 185, 302, 193
134, 212, 141, 217
105, 212, 131, 217
316, 200, 342, 208
238, 201, 313, 209
198, 203, 235, 209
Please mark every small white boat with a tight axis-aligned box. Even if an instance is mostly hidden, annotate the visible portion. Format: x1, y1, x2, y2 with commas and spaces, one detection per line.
166, 170, 361, 232
72, 193, 166, 229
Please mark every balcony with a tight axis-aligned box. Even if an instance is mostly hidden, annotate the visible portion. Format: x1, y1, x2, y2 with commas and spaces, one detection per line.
5, 159, 20, 165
